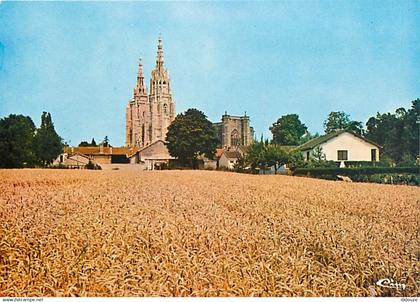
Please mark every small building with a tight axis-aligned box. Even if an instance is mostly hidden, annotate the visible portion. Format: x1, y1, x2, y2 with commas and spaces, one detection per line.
128, 140, 174, 170
297, 130, 380, 166
53, 152, 91, 168
218, 150, 242, 170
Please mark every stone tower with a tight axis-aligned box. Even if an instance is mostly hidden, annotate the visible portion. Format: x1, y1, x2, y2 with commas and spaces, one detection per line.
213, 112, 254, 148
126, 37, 176, 148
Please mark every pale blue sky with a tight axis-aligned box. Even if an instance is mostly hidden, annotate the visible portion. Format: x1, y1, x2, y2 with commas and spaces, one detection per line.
0, 1, 419, 146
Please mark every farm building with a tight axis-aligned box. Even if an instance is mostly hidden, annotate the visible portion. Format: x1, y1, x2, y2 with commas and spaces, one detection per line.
297, 130, 380, 166
128, 140, 174, 170
53, 153, 91, 168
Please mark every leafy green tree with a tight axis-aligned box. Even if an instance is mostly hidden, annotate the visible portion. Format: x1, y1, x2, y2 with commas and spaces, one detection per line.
33, 112, 63, 166
324, 111, 363, 134
79, 141, 90, 147
264, 144, 289, 174
245, 141, 267, 171
287, 150, 305, 173
91, 138, 97, 147
365, 99, 419, 164
166, 108, 219, 167
0, 114, 36, 168
270, 114, 308, 145
324, 111, 350, 133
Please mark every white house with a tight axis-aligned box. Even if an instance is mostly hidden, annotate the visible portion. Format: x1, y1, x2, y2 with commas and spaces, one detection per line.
218, 150, 242, 170
298, 130, 380, 166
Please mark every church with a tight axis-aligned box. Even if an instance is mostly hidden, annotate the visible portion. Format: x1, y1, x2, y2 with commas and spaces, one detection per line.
57, 37, 255, 170
125, 37, 176, 148
124, 37, 254, 169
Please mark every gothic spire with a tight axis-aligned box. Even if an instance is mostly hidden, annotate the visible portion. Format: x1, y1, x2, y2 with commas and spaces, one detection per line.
156, 35, 164, 70
134, 57, 146, 96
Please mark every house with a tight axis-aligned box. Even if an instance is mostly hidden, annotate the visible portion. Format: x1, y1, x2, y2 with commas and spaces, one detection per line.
128, 139, 174, 170
218, 150, 242, 170
297, 130, 380, 166
53, 152, 91, 168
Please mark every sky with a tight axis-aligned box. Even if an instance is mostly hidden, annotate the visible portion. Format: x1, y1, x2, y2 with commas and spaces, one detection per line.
0, 1, 419, 146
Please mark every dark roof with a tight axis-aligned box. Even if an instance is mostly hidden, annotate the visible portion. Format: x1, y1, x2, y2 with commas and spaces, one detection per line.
223, 150, 242, 159
278, 145, 298, 152
297, 130, 380, 151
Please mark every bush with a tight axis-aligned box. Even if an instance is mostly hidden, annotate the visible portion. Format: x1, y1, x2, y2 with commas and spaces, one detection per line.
294, 167, 419, 185
344, 161, 388, 168
294, 166, 418, 177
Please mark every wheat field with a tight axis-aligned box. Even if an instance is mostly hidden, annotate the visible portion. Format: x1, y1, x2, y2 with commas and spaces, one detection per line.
0, 169, 418, 297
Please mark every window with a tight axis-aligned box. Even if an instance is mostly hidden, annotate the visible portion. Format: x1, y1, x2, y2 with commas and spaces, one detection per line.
60, 155, 64, 163
337, 150, 348, 161
163, 103, 168, 115
231, 130, 240, 146
371, 149, 377, 161
306, 151, 310, 161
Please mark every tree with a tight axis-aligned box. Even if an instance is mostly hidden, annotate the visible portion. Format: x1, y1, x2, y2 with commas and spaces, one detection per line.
311, 145, 326, 162
300, 131, 319, 144
245, 141, 267, 171
0, 114, 36, 168
166, 108, 219, 167
79, 138, 97, 147
323, 111, 364, 135
365, 99, 419, 164
264, 144, 289, 174
270, 114, 308, 145
287, 150, 305, 173
324, 111, 350, 133
33, 112, 63, 166
91, 138, 97, 147
102, 136, 110, 147
246, 142, 291, 174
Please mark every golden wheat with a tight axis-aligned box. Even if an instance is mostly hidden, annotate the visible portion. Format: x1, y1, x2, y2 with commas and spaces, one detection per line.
0, 169, 418, 296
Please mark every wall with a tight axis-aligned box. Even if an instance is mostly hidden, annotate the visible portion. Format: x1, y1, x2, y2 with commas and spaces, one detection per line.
219, 154, 237, 169
302, 132, 379, 162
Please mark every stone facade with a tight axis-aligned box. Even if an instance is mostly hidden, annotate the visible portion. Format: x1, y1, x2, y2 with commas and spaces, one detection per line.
126, 37, 176, 148
213, 112, 254, 148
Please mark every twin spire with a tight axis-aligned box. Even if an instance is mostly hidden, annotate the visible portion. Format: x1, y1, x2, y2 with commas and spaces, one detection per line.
134, 36, 165, 97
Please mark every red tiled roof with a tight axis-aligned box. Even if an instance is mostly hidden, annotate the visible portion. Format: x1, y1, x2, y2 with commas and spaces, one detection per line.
64, 146, 136, 156
215, 148, 224, 158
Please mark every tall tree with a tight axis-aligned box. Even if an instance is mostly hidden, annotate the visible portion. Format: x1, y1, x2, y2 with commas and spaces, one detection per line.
91, 138, 97, 147
365, 99, 419, 164
33, 112, 63, 166
102, 136, 110, 147
0, 114, 36, 168
270, 114, 308, 145
166, 108, 219, 167
324, 111, 363, 134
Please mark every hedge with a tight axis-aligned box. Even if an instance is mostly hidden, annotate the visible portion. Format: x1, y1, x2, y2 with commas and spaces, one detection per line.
294, 166, 418, 177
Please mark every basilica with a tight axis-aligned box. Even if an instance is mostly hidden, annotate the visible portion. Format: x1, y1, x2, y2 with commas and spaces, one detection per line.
120, 37, 254, 169
125, 37, 176, 148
